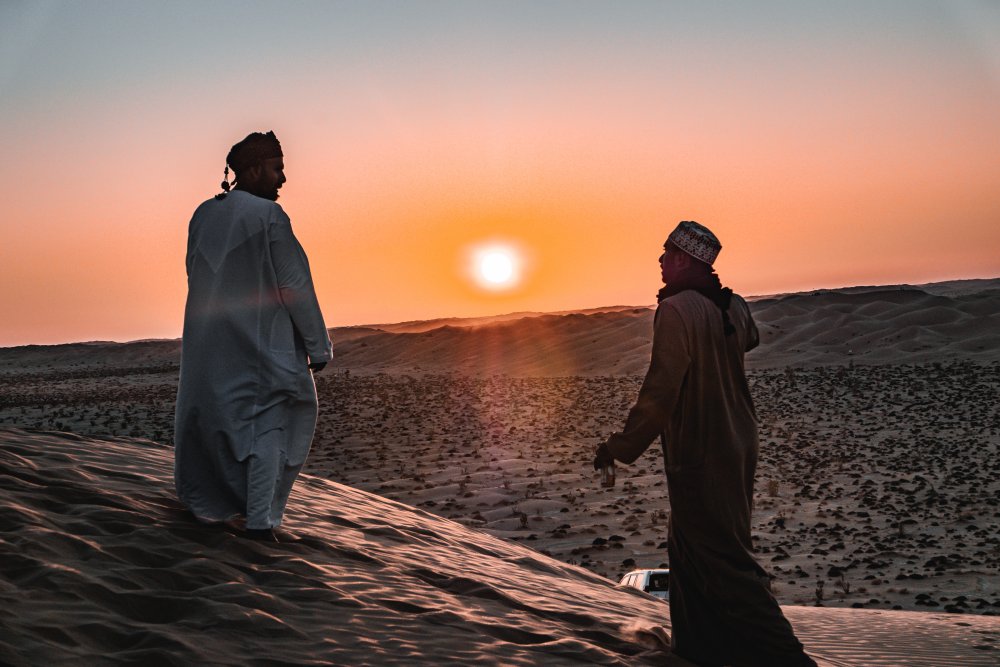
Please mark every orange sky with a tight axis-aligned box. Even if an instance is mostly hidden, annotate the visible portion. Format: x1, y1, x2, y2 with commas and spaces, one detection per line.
2, 2, 999, 346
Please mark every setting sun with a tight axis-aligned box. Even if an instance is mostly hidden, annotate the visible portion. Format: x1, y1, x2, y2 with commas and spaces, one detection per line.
469, 244, 522, 291
480, 251, 514, 284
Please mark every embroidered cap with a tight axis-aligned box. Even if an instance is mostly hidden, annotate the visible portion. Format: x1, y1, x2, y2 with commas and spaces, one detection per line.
667, 220, 722, 266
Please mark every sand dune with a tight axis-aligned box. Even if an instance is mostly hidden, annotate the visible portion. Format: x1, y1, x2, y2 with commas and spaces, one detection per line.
0, 339, 180, 376
345, 305, 642, 335
750, 286, 1000, 368
330, 309, 656, 376
2, 278, 998, 663
4, 360, 996, 619
3, 280, 995, 377
327, 283, 1000, 375
1, 429, 676, 666
3, 429, 998, 665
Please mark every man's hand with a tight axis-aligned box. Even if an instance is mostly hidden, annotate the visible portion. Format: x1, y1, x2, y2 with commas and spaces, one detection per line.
309, 361, 327, 372
593, 441, 615, 470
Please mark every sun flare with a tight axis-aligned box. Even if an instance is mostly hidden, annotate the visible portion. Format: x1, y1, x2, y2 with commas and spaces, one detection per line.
469, 244, 522, 291
480, 251, 514, 284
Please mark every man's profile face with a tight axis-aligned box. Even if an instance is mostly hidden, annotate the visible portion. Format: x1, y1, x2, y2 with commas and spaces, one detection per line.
240, 157, 286, 201
256, 157, 286, 201
659, 247, 689, 285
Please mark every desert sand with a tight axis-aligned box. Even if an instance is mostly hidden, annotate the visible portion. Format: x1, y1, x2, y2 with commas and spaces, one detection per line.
2, 429, 998, 665
2, 279, 999, 663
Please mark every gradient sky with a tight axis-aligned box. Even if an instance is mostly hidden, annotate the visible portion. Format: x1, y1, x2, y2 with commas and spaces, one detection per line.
2, 1, 998, 346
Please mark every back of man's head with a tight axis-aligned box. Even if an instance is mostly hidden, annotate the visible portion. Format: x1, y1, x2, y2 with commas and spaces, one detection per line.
226, 131, 283, 177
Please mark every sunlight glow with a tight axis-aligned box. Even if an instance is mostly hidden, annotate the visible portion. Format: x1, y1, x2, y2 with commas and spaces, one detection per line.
480, 251, 514, 284
469, 243, 522, 291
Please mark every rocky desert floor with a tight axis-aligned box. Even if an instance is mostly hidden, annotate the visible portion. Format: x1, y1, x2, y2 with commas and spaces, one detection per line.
2, 359, 997, 616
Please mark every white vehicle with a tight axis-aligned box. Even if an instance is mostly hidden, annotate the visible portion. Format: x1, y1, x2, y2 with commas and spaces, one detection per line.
618, 568, 670, 600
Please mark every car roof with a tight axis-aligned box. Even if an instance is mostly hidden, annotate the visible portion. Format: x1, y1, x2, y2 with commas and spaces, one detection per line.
622, 568, 670, 575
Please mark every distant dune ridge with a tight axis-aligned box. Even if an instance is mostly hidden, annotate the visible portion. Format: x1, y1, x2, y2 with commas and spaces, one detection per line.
333, 278, 1000, 374
2, 278, 996, 376
748, 279, 1000, 368
3, 429, 998, 666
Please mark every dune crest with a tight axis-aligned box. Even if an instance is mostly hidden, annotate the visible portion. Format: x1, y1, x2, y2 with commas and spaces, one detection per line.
1, 428, 675, 665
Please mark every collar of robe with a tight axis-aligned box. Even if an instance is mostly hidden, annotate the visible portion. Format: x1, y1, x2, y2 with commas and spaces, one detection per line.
657, 271, 736, 336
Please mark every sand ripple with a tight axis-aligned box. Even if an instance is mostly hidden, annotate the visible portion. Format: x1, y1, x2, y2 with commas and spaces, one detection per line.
3, 429, 998, 665
1, 429, 675, 665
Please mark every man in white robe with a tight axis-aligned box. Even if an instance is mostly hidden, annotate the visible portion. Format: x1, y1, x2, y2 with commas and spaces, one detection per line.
174, 131, 332, 541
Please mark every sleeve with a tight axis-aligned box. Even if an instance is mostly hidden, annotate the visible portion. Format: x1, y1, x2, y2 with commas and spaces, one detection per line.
269, 209, 333, 364
185, 225, 194, 277
742, 297, 760, 352
605, 303, 690, 464
185, 212, 199, 277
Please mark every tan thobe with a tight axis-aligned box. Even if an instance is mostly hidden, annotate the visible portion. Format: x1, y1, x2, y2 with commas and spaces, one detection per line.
174, 190, 332, 530
607, 290, 815, 667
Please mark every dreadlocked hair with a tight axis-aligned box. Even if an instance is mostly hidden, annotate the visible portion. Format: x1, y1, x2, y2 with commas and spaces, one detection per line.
216, 131, 283, 199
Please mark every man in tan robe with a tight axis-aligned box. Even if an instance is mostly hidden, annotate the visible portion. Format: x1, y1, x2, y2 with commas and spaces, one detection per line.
174, 131, 332, 542
595, 221, 815, 666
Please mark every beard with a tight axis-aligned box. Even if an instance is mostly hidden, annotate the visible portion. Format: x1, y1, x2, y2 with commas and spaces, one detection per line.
235, 182, 281, 201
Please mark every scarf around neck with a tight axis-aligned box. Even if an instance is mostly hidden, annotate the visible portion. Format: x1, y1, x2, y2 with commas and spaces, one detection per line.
657, 271, 736, 336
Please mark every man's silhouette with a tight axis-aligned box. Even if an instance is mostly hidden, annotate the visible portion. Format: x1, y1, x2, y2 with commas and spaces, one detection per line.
595, 221, 816, 666
174, 131, 332, 542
